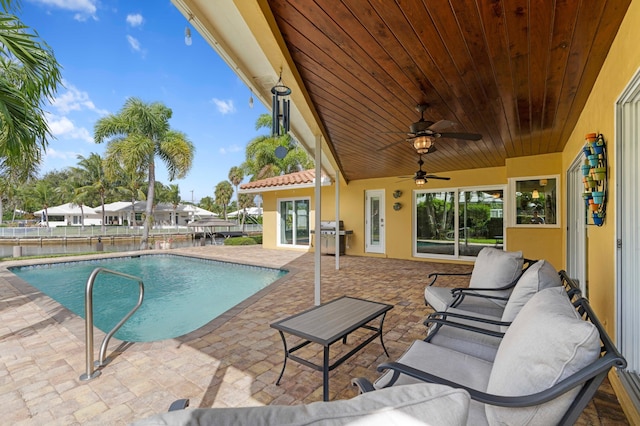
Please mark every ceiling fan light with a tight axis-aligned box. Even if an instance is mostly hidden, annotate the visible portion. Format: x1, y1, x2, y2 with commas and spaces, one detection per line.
415, 177, 426, 186
532, 189, 540, 199
413, 136, 434, 154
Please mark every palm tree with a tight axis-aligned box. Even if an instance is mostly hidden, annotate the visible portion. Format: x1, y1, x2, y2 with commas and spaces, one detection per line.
166, 184, 181, 226
103, 155, 147, 227
228, 166, 244, 205
237, 193, 254, 231
94, 97, 195, 249
30, 180, 54, 227
0, 1, 61, 161
214, 181, 233, 220
242, 113, 314, 181
199, 196, 216, 213
72, 153, 110, 233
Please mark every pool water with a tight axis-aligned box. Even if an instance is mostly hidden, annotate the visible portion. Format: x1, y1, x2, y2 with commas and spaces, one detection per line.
10, 255, 287, 342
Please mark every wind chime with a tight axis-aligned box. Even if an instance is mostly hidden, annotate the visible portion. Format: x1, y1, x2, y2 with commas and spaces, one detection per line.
271, 72, 291, 137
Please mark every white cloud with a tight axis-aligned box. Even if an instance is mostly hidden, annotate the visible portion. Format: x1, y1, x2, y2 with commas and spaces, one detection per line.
211, 98, 236, 114
127, 35, 141, 51
44, 147, 83, 160
46, 114, 94, 143
51, 83, 109, 115
28, 0, 98, 20
126, 13, 144, 27
219, 145, 242, 155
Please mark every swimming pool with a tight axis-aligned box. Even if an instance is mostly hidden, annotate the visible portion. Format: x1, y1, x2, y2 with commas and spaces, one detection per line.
10, 255, 287, 342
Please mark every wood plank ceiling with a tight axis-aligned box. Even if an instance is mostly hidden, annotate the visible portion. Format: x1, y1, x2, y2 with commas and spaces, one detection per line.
265, 0, 630, 182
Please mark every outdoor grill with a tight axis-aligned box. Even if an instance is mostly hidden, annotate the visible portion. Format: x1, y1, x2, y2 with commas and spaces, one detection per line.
315, 220, 353, 255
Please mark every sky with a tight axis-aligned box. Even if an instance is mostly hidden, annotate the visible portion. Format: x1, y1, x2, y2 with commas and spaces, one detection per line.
17, 0, 270, 204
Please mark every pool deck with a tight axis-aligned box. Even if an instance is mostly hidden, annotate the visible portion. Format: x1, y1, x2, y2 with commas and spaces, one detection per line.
0, 245, 629, 425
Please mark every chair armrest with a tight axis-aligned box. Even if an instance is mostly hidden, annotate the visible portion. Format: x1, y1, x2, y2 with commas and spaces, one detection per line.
450, 290, 510, 308
375, 358, 615, 408
351, 377, 376, 393
424, 316, 507, 339
427, 271, 472, 286
168, 398, 190, 411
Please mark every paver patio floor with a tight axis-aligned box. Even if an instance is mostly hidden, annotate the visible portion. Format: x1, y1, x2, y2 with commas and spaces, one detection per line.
0, 245, 629, 424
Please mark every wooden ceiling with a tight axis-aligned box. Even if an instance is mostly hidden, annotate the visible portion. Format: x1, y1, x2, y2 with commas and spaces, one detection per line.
265, 0, 630, 182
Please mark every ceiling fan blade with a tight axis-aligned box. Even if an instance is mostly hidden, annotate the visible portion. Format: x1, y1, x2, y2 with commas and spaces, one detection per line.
428, 119, 456, 132
425, 175, 451, 180
377, 138, 409, 151
438, 132, 482, 141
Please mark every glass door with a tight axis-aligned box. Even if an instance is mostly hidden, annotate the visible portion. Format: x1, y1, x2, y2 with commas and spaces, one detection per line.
365, 190, 385, 254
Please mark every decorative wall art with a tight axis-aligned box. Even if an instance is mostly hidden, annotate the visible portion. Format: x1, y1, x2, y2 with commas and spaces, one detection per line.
581, 133, 607, 226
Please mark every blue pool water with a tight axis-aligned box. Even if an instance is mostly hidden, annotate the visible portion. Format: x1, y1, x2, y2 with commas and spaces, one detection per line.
10, 255, 287, 342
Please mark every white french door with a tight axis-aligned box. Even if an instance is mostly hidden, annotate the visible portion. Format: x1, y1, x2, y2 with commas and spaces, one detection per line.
566, 154, 587, 295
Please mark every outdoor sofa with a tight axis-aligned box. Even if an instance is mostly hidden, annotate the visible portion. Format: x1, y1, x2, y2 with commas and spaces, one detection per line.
353, 282, 627, 425
131, 382, 471, 425
424, 246, 536, 317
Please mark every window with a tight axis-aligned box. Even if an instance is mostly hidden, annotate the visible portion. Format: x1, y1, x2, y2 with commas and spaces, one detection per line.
508, 176, 559, 227
414, 187, 505, 259
278, 198, 310, 247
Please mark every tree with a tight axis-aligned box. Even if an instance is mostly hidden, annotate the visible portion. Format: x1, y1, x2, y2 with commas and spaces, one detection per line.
228, 166, 244, 205
214, 181, 233, 220
103, 157, 147, 227
72, 153, 111, 232
30, 180, 54, 227
242, 113, 313, 181
0, 0, 62, 161
198, 196, 215, 213
94, 97, 195, 249
166, 184, 181, 226
237, 192, 254, 231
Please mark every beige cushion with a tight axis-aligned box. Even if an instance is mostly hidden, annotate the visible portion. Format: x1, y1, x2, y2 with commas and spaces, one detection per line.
485, 287, 601, 425
500, 260, 561, 328
469, 248, 524, 307
131, 383, 470, 426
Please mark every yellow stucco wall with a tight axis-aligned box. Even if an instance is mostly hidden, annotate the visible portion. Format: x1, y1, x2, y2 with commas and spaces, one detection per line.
561, 0, 640, 336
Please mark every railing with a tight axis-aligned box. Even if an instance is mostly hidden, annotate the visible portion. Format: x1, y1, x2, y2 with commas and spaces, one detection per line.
0, 223, 263, 238
80, 267, 145, 381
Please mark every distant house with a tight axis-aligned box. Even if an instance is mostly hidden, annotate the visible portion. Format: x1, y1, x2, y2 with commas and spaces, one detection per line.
34, 203, 101, 227
35, 202, 217, 227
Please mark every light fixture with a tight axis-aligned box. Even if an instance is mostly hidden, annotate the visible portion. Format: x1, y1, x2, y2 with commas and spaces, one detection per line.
413, 135, 434, 154
539, 179, 548, 186
185, 14, 193, 46
249, 89, 254, 108
415, 177, 426, 186
532, 189, 540, 199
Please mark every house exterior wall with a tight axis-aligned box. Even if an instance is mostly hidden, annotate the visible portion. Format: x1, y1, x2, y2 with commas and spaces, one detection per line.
560, 0, 640, 340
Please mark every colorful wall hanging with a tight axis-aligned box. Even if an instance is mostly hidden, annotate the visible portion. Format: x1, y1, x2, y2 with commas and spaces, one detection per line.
581, 133, 607, 226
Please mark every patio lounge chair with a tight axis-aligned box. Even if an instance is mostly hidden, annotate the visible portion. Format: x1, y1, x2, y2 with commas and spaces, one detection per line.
423, 260, 562, 361
352, 286, 627, 426
424, 247, 536, 317
131, 382, 471, 425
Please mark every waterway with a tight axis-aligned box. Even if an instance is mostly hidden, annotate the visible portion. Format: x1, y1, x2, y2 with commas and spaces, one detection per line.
0, 236, 206, 258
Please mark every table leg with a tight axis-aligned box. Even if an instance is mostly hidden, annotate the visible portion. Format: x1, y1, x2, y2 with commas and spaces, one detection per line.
323, 346, 330, 401
275, 330, 288, 386
379, 312, 390, 357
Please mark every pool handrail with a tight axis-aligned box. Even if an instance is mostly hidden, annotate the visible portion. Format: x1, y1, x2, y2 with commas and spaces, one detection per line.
79, 267, 145, 381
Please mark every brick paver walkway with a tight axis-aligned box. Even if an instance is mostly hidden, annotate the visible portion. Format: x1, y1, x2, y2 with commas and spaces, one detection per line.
0, 246, 628, 424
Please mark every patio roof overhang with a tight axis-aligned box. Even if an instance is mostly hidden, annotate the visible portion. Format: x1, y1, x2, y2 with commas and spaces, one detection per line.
171, 0, 631, 184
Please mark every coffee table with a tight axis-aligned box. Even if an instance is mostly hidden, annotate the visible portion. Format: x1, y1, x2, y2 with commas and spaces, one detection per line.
270, 296, 393, 401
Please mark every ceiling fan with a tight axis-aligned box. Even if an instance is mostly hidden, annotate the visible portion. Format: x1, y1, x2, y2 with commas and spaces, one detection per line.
400, 154, 451, 185
378, 104, 482, 153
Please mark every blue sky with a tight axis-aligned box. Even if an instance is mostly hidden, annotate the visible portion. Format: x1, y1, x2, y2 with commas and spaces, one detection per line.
18, 0, 269, 203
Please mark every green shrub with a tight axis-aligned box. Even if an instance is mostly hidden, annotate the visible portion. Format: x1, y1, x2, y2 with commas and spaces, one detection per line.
224, 236, 257, 246
250, 234, 263, 244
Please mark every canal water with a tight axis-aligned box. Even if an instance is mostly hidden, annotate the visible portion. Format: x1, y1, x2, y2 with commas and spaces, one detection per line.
0, 238, 206, 258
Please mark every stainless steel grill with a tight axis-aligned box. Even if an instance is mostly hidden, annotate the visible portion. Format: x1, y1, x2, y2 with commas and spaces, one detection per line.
316, 221, 353, 255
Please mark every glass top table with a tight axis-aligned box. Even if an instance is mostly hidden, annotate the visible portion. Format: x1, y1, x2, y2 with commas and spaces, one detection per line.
270, 296, 393, 401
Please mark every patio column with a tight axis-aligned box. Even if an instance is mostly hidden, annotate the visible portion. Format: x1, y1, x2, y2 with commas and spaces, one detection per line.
315, 134, 322, 305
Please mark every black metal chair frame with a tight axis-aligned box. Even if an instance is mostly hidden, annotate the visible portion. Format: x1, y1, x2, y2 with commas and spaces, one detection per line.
354, 272, 627, 426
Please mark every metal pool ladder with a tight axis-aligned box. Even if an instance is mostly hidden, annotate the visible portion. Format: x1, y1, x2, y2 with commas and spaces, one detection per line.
80, 267, 144, 381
